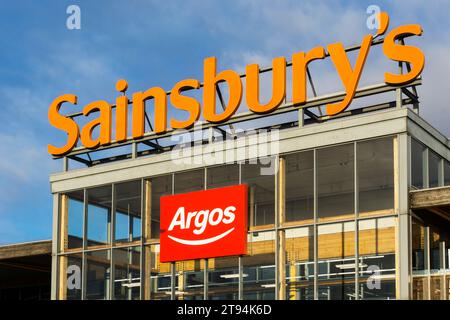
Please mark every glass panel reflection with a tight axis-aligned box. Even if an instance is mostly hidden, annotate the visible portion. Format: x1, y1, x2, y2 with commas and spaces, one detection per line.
445, 161, 450, 186
148, 244, 173, 300
87, 186, 112, 247
242, 160, 275, 227
208, 256, 239, 300
149, 175, 172, 240
358, 217, 396, 300
411, 138, 426, 189
357, 138, 394, 215
284, 151, 314, 223
243, 231, 276, 300
286, 226, 314, 300
207, 164, 239, 189
64, 253, 83, 300
317, 144, 355, 222
67, 190, 84, 249
114, 180, 141, 243
317, 222, 355, 300
113, 247, 141, 300
86, 250, 111, 300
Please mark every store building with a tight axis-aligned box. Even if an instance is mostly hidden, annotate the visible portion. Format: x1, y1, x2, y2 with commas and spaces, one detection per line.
49, 93, 450, 300
47, 21, 450, 299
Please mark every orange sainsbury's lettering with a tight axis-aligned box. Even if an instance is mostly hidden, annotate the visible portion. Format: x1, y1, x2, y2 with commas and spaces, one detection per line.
115, 79, 129, 143
383, 24, 424, 85
246, 56, 286, 114
132, 87, 167, 138
292, 46, 326, 105
326, 34, 372, 116
47, 12, 426, 156
203, 57, 242, 123
80, 100, 112, 149
48, 94, 79, 156
170, 79, 201, 129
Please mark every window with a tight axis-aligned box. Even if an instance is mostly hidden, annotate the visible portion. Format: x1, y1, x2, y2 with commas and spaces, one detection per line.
357, 138, 394, 215
428, 151, 441, 188
411, 220, 425, 275
114, 180, 141, 243
113, 247, 141, 300
174, 169, 204, 194
149, 175, 172, 240
147, 244, 172, 300
242, 159, 275, 227
208, 256, 239, 300
87, 185, 112, 246
176, 260, 205, 300
430, 227, 441, 273
358, 217, 396, 299
207, 164, 239, 189
317, 144, 355, 222
317, 222, 356, 300
85, 250, 111, 300
445, 161, 450, 186
411, 138, 426, 189
66, 190, 84, 249
286, 226, 314, 300
243, 231, 276, 299
284, 151, 314, 223
64, 254, 83, 300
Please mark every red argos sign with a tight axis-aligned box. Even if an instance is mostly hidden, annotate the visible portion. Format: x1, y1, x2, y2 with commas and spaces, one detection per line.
160, 184, 248, 262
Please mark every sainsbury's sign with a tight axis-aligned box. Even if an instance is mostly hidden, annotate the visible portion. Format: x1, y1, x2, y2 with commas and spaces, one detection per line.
48, 12, 424, 157
159, 184, 248, 262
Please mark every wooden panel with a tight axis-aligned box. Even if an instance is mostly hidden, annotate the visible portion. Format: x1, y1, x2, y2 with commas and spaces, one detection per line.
60, 194, 68, 252
285, 227, 395, 262
410, 186, 450, 209
58, 256, 67, 300
0, 240, 52, 260
278, 157, 286, 299
145, 180, 152, 241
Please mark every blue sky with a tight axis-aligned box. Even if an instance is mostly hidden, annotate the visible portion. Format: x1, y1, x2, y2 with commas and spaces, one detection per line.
0, 0, 449, 244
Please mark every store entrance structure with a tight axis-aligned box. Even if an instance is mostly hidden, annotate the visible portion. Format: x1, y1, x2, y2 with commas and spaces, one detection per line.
49, 40, 450, 299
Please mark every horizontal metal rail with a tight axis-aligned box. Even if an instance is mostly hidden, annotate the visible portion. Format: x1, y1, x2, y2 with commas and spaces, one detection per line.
85, 97, 413, 166
55, 78, 422, 159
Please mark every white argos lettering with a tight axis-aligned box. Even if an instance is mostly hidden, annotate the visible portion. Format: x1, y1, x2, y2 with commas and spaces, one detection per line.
168, 205, 236, 235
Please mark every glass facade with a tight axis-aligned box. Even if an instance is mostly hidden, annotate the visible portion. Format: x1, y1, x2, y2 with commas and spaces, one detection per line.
55, 135, 450, 300
410, 137, 446, 190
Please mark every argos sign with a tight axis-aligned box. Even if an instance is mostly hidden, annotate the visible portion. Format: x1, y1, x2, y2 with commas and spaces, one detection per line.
160, 184, 248, 262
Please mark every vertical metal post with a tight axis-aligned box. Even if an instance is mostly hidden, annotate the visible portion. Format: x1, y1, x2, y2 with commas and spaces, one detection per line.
171, 262, 176, 300
277, 156, 286, 300
354, 142, 360, 300
396, 61, 403, 109
204, 259, 209, 300
439, 159, 444, 187
274, 156, 279, 300
439, 241, 446, 300
132, 142, 137, 159
51, 193, 60, 300
298, 108, 304, 127
313, 149, 318, 300
109, 184, 115, 300
423, 148, 429, 189
140, 179, 145, 300
63, 157, 68, 172
238, 256, 243, 300
396, 133, 410, 299
81, 188, 88, 300
424, 227, 431, 300
238, 162, 243, 301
